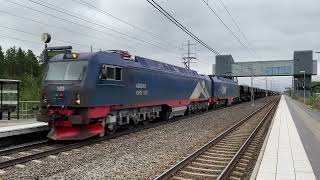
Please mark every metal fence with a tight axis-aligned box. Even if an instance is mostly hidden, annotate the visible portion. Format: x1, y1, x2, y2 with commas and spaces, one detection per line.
19, 101, 40, 119
0, 101, 40, 120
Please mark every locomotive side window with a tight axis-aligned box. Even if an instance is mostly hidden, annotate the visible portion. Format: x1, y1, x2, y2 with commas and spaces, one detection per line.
115, 67, 122, 80
107, 67, 115, 79
100, 65, 122, 81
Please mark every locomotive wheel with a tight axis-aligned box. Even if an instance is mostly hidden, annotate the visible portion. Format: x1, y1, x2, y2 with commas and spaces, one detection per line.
160, 110, 170, 121
106, 128, 117, 135
142, 120, 150, 126
106, 124, 118, 135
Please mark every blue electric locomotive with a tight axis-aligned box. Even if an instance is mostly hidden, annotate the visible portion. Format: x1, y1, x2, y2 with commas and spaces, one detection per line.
39, 49, 235, 140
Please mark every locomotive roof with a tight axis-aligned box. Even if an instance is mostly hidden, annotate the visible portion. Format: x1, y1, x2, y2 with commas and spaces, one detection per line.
49, 51, 205, 79
210, 76, 237, 84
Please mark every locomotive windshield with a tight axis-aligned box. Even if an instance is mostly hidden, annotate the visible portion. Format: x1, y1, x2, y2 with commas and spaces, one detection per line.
45, 61, 88, 81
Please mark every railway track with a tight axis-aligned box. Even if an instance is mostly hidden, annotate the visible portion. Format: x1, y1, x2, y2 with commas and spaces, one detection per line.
155, 98, 279, 180
0, 98, 275, 171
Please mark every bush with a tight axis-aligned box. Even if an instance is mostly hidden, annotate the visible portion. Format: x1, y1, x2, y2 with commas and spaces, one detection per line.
19, 76, 42, 101
306, 96, 320, 110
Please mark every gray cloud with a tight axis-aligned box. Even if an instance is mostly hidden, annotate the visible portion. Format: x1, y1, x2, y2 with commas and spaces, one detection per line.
0, 0, 319, 90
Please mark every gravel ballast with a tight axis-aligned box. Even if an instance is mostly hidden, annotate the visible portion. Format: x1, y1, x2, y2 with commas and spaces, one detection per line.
0, 98, 272, 180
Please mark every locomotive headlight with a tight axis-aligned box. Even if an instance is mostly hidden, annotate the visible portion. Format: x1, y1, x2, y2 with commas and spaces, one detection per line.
75, 94, 81, 105
42, 93, 47, 103
72, 53, 77, 59
63, 52, 78, 59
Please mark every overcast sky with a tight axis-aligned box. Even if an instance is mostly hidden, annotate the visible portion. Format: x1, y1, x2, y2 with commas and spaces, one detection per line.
0, 0, 319, 91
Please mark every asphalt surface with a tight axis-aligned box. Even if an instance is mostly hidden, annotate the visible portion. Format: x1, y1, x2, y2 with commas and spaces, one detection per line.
285, 96, 320, 180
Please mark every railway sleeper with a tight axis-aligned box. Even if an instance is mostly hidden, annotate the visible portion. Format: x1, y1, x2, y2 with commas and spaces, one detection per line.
217, 141, 243, 146
210, 146, 240, 151
239, 158, 250, 164
171, 176, 193, 180
175, 170, 218, 179
245, 149, 255, 154
213, 145, 240, 150
231, 170, 244, 177
204, 152, 234, 158
226, 135, 248, 140
216, 142, 241, 146
207, 149, 236, 154
185, 166, 221, 174
191, 162, 225, 169
251, 139, 261, 143
242, 155, 253, 160
236, 162, 249, 168
228, 176, 241, 180
246, 147, 257, 154
195, 158, 229, 165
200, 155, 232, 161
234, 166, 246, 172
224, 135, 249, 139
232, 163, 249, 176
220, 139, 245, 144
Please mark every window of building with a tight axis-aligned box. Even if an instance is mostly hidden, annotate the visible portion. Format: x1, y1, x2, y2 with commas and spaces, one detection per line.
100, 65, 122, 80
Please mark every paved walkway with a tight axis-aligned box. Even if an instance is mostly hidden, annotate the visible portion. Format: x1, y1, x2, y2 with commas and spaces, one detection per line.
256, 96, 316, 180
285, 96, 320, 179
0, 118, 48, 138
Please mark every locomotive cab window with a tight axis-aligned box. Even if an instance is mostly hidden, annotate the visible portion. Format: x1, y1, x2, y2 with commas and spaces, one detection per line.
100, 65, 122, 80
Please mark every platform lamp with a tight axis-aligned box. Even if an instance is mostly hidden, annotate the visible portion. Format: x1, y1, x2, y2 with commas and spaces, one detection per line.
41, 33, 51, 65
299, 70, 306, 103
294, 78, 298, 97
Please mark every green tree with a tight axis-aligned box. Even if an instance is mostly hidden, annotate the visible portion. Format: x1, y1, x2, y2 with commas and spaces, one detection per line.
0, 46, 5, 78
5, 46, 16, 77
26, 49, 40, 77
15, 47, 26, 77
1, 45, 44, 100
312, 81, 320, 94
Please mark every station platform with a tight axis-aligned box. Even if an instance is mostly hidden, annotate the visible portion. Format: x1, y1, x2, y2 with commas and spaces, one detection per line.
253, 95, 319, 180
0, 118, 48, 138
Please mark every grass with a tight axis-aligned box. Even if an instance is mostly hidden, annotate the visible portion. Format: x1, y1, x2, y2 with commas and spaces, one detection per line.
305, 96, 320, 110
295, 96, 320, 110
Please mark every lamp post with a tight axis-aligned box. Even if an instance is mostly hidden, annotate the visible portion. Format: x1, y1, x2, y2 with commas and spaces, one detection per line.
300, 70, 306, 103
249, 64, 254, 106
294, 78, 298, 97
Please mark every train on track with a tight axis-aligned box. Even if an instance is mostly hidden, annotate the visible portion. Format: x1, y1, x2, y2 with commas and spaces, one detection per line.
37, 47, 277, 140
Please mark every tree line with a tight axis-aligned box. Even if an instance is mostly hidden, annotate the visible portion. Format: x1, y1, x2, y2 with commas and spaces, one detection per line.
0, 46, 43, 100
0, 46, 42, 79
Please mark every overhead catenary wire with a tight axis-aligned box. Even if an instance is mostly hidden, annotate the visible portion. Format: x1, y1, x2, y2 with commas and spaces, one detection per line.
33, 0, 177, 54
24, 0, 181, 56
0, 34, 42, 46
2, 0, 215, 68
70, 0, 182, 51
146, 0, 220, 55
0, 10, 139, 51
201, 0, 255, 56
216, 0, 256, 55
0, 25, 98, 50
7, 0, 180, 56
4, 0, 215, 66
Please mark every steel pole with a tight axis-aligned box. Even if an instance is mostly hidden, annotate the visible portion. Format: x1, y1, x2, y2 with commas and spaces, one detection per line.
303, 72, 306, 103
251, 65, 254, 106
266, 76, 268, 102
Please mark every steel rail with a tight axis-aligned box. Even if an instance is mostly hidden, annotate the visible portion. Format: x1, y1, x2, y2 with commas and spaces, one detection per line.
154, 98, 278, 180
0, 101, 240, 169
217, 98, 279, 179
0, 139, 50, 156
0, 98, 273, 170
